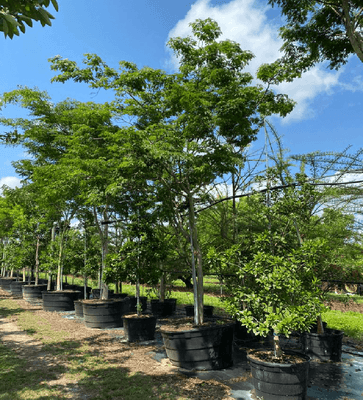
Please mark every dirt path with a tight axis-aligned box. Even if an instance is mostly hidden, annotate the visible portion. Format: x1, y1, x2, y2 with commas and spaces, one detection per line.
0, 291, 233, 399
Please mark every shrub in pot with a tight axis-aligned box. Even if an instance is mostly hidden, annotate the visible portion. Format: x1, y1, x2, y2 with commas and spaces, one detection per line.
225, 233, 328, 400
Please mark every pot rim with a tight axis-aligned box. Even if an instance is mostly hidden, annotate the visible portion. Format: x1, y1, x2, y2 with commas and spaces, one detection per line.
123, 313, 156, 319
247, 350, 310, 367
41, 290, 81, 294
303, 328, 344, 336
160, 318, 235, 334
81, 298, 126, 304
23, 284, 47, 287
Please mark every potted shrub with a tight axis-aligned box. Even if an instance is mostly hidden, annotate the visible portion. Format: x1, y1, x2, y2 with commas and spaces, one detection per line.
225, 232, 328, 399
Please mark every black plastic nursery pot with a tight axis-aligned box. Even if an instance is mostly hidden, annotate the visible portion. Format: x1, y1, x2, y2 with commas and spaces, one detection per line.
42, 290, 81, 312
164, 298, 177, 313
65, 285, 90, 299
10, 281, 28, 297
248, 350, 310, 400
0, 277, 16, 291
185, 305, 214, 318
128, 296, 148, 313
110, 293, 129, 299
82, 298, 130, 329
161, 319, 235, 370
151, 299, 174, 317
74, 300, 84, 318
90, 288, 114, 299
301, 328, 344, 362
22, 284, 47, 303
123, 315, 157, 342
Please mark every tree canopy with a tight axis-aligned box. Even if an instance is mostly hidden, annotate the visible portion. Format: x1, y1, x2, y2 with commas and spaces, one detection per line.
0, 0, 58, 39
269, 0, 363, 72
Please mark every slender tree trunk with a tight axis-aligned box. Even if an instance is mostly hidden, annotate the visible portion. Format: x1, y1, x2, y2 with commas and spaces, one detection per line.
160, 271, 166, 301
84, 274, 88, 300
187, 191, 204, 325
49, 222, 57, 291
317, 315, 325, 335
232, 173, 237, 243
93, 206, 109, 299
136, 277, 141, 316
100, 211, 109, 300
35, 235, 40, 285
56, 231, 65, 291
273, 331, 283, 358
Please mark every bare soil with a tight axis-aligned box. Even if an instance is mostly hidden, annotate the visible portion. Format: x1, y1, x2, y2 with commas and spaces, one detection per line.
326, 298, 363, 314
248, 350, 308, 364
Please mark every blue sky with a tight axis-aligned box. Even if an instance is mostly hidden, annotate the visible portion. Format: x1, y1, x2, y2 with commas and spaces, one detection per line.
1, 0, 362, 190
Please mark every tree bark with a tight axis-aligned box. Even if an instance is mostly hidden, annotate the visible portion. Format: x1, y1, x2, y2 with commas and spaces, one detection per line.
188, 191, 204, 325
35, 235, 40, 285
341, 0, 363, 64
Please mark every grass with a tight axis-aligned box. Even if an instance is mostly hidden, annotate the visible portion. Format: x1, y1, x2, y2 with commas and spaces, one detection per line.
0, 340, 68, 400
322, 310, 363, 340
0, 334, 171, 400
0, 295, 229, 399
325, 292, 363, 305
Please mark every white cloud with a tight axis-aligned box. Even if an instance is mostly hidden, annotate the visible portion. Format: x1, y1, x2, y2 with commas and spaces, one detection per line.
166, 0, 343, 123
0, 176, 21, 190
275, 67, 343, 122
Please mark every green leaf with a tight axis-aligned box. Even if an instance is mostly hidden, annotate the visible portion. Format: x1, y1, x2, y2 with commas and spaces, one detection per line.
37, 8, 52, 26
51, 0, 59, 12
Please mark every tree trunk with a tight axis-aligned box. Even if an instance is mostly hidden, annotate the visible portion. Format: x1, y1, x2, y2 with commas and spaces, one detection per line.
56, 231, 65, 291
317, 315, 325, 334
35, 235, 40, 285
160, 271, 166, 301
341, 0, 363, 64
84, 274, 88, 299
100, 211, 109, 300
187, 192, 204, 325
273, 331, 283, 358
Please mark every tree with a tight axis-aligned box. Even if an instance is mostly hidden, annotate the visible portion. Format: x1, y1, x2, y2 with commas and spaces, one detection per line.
1, 183, 53, 283
268, 0, 363, 75
109, 199, 166, 315
49, 18, 295, 324
0, 0, 58, 39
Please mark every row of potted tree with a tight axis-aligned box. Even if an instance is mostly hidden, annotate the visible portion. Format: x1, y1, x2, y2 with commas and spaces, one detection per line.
1, 18, 363, 399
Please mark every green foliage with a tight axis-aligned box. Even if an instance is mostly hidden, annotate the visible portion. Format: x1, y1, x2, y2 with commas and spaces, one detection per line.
268, 0, 363, 71
108, 219, 165, 286
0, 0, 58, 39
46, 18, 296, 322
225, 232, 329, 337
